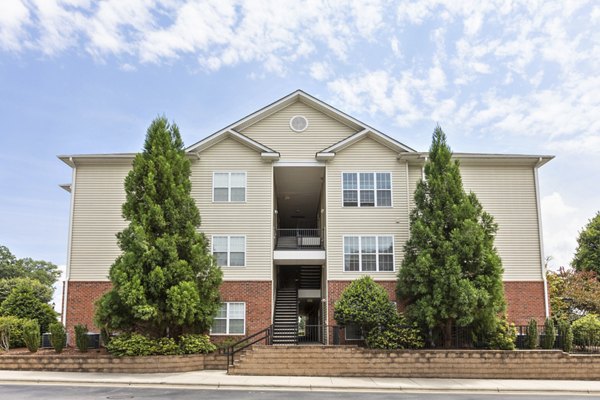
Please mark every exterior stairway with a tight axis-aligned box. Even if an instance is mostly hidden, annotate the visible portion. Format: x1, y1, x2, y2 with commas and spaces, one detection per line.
272, 288, 298, 345
299, 265, 321, 289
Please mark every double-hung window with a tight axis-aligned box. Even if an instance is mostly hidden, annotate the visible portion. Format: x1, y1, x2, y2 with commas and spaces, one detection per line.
212, 236, 246, 267
342, 172, 391, 207
211, 302, 245, 335
213, 172, 246, 202
343, 235, 394, 272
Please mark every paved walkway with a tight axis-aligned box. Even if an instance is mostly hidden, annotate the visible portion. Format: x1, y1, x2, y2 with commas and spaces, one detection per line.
0, 370, 599, 394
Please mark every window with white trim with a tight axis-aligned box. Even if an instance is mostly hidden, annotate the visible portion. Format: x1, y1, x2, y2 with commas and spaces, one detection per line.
213, 172, 246, 202
211, 302, 245, 335
343, 236, 394, 272
212, 236, 245, 267
342, 172, 391, 207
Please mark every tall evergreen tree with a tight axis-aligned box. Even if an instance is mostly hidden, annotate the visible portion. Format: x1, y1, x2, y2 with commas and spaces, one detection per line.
95, 117, 222, 338
397, 126, 505, 347
572, 212, 600, 276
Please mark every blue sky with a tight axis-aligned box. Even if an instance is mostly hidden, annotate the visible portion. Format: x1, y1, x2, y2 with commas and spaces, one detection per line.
1, 0, 599, 289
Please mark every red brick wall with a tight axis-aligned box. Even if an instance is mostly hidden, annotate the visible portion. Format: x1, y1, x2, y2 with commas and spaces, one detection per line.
504, 281, 547, 325
216, 281, 272, 341
327, 280, 547, 327
65, 281, 112, 342
65, 280, 272, 343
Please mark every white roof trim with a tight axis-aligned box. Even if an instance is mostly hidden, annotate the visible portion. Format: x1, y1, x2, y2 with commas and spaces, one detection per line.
187, 129, 279, 158
185, 90, 415, 153
316, 128, 412, 160
398, 152, 554, 166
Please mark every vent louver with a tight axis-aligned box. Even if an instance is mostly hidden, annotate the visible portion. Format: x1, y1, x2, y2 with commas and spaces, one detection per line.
290, 115, 308, 132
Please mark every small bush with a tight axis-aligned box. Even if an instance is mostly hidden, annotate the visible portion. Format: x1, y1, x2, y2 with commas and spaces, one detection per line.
74, 324, 89, 352
366, 322, 424, 349
541, 318, 556, 349
49, 322, 66, 353
179, 334, 217, 354
488, 318, 517, 350
155, 337, 180, 355
558, 320, 573, 352
22, 320, 40, 353
0, 315, 29, 349
106, 333, 158, 356
334, 276, 397, 334
524, 318, 538, 349
572, 314, 600, 350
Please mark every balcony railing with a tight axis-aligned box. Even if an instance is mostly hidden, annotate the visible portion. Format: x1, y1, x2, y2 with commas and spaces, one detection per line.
275, 229, 323, 249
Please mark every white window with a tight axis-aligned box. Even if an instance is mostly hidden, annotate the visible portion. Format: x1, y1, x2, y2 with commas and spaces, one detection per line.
213, 172, 246, 202
211, 302, 245, 335
212, 236, 246, 267
342, 172, 391, 207
343, 236, 394, 272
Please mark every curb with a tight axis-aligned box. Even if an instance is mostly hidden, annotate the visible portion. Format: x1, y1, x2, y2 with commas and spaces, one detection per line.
1, 378, 599, 395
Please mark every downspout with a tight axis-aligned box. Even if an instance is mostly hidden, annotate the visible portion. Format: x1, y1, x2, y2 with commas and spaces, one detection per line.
534, 157, 550, 318
62, 158, 76, 325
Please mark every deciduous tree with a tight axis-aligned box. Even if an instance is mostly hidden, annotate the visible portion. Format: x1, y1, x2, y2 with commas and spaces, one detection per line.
572, 212, 600, 276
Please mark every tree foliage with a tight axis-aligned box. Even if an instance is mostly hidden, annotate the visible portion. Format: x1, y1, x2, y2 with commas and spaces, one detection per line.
572, 212, 600, 276
0, 245, 60, 287
547, 268, 600, 321
94, 117, 222, 338
0, 277, 53, 305
0, 285, 57, 333
397, 126, 506, 347
334, 276, 396, 334
334, 276, 423, 349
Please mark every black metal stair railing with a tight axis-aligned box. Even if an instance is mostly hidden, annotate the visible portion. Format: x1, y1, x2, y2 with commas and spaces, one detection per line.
226, 325, 273, 372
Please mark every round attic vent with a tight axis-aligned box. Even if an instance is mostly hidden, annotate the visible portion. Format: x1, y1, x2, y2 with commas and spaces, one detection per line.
289, 115, 308, 132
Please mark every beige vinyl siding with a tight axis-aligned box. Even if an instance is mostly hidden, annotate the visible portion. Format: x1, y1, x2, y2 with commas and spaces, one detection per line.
70, 161, 131, 281
407, 164, 422, 209
460, 162, 542, 281
240, 101, 357, 160
191, 137, 272, 281
326, 137, 408, 280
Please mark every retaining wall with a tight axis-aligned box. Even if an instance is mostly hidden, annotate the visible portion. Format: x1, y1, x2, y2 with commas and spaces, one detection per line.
230, 345, 600, 380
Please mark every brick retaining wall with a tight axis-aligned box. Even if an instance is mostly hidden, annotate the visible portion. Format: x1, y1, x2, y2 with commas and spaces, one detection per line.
0, 353, 219, 373
230, 346, 600, 380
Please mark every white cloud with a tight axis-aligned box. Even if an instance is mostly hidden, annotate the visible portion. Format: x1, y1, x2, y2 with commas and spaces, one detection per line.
541, 192, 585, 270
0, 0, 30, 51
309, 62, 332, 81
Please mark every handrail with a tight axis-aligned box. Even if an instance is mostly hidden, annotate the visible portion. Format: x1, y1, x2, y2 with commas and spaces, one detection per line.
226, 325, 273, 372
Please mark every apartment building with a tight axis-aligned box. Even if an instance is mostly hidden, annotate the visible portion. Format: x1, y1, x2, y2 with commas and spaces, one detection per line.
59, 90, 551, 343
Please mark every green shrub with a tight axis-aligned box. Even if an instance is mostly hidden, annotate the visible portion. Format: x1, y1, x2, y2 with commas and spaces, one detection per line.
541, 318, 556, 349
365, 316, 424, 350
0, 315, 30, 349
334, 276, 397, 334
49, 322, 66, 353
487, 318, 517, 350
0, 285, 57, 333
179, 334, 217, 354
22, 319, 40, 353
572, 314, 600, 350
524, 318, 539, 349
106, 333, 159, 356
155, 337, 180, 355
558, 320, 573, 352
74, 324, 89, 352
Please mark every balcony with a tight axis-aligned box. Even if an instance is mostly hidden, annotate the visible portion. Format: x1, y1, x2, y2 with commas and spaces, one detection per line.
274, 229, 326, 265
275, 229, 323, 250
